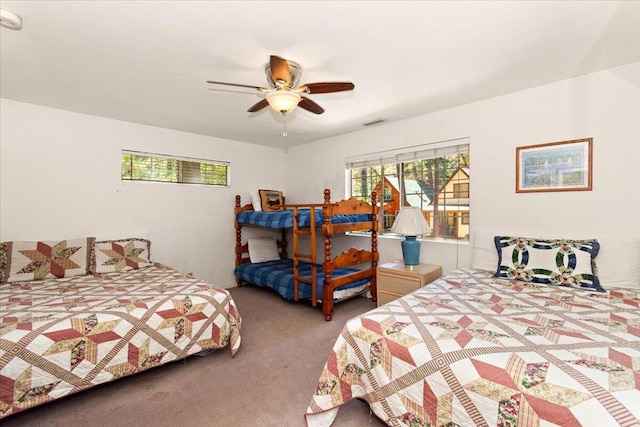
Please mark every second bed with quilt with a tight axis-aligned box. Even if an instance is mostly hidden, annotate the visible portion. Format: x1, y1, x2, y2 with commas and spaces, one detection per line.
306, 236, 640, 426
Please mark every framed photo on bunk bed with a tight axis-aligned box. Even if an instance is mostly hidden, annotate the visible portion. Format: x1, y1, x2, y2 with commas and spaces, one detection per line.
516, 137, 592, 193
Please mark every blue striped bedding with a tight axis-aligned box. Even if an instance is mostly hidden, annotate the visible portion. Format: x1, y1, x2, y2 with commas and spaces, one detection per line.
234, 259, 369, 301
236, 208, 371, 229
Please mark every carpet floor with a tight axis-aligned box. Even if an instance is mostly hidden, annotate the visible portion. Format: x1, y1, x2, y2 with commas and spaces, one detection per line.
3, 286, 387, 427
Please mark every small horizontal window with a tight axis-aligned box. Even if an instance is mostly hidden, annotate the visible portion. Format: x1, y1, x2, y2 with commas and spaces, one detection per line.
121, 150, 229, 186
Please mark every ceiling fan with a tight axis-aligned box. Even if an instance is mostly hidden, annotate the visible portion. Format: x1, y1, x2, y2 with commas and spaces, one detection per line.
206, 55, 354, 115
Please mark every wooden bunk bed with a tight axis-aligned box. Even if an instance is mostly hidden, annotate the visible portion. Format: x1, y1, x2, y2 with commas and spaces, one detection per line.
234, 189, 378, 321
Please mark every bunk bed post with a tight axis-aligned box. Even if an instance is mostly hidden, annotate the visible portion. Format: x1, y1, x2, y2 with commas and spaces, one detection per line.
370, 190, 378, 302
308, 204, 318, 307
293, 206, 300, 301
281, 195, 288, 259
322, 188, 334, 321
234, 195, 243, 286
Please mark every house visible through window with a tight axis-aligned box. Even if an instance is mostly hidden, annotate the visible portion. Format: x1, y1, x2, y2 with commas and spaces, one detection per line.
121, 150, 229, 186
347, 141, 470, 240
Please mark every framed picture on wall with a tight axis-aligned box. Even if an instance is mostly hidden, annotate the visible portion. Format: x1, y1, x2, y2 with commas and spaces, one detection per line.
516, 138, 593, 193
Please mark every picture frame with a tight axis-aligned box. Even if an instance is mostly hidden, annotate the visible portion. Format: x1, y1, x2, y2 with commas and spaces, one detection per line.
516, 138, 592, 193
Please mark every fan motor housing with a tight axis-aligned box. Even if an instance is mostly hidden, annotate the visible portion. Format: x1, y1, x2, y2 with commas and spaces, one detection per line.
265, 61, 302, 89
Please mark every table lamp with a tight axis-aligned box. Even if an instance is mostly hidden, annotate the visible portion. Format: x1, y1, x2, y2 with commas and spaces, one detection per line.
390, 207, 430, 266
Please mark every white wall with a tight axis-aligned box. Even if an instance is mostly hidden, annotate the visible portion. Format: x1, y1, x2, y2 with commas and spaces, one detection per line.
0, 99, 286, 287
2, 62, 638, 285
285, 62, 640, 275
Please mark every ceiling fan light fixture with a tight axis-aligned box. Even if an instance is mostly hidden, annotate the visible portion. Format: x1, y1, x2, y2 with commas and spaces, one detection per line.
207, 55, 353, 118
265, 90, 301, 114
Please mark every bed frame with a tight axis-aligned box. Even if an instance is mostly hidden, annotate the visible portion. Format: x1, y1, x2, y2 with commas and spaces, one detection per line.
234, 189, 378, 320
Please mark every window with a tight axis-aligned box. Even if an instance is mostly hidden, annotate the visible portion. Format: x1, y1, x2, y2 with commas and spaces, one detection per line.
347, 141, 470, 240
121, 150, 229, 186
382, 186, 393, 203
453, 183, 469, 198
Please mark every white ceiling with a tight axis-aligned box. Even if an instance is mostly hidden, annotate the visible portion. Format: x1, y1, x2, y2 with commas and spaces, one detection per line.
1, 1, 639, 149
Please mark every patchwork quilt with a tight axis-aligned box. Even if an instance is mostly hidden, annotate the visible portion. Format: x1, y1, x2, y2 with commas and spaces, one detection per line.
0, 263, 241, 418
305, 269, 640, 427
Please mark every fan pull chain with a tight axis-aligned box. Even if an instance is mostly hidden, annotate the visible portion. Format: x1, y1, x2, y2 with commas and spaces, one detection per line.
282, 118, 288, 137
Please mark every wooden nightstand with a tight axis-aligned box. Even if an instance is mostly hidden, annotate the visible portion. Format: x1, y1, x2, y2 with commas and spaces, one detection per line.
377, 262, 443, 306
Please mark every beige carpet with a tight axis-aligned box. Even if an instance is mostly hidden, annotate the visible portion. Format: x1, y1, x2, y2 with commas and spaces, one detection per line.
3, 286, 387, 427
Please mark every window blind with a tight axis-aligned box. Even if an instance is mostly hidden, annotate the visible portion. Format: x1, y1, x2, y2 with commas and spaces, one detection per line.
121, 150, 230, 186
345, 137, 469, 169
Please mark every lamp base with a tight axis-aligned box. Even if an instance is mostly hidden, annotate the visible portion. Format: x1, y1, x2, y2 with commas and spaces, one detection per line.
401, 236, 421, 266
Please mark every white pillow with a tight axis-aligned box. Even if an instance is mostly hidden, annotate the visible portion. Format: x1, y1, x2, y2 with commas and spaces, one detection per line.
471, 230, 498, 271
595, 236, 640, 290
249, 191, 262, 211
248, 238, 279, 263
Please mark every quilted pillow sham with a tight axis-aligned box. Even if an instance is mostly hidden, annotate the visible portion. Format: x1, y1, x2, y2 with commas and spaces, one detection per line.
494, 236, 603, 292
92, 238, 152, 273
259, 189, 284, 212
0, 237, 95, 283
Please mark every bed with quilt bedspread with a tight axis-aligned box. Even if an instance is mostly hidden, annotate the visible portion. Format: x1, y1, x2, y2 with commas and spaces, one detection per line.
0, 262, 241, 418
234, 259, 370, 302
305, 268, 640, 426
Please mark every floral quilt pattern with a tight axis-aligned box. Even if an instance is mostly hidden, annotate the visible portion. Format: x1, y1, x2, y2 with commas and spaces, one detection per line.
305, 269, 640, 427
0, 263, 241, 418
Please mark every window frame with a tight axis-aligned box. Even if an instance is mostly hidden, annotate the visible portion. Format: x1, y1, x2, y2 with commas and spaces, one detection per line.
121, 150, 230, 187
346, 140, 470, 241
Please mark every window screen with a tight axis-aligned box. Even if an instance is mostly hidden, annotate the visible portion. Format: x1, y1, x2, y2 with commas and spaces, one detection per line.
121, 150, 229, 186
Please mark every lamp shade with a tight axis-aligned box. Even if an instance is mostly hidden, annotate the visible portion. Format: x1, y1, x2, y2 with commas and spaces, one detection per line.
391, 207, 430, 236
265, 90, 301, 113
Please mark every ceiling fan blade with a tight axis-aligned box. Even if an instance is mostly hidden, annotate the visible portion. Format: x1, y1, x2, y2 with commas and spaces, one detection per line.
298, 97, 325, 114
247, 98, 269, 113
206, 81, 268, 91
270, 55, 292, 86
299, 82, 355, 94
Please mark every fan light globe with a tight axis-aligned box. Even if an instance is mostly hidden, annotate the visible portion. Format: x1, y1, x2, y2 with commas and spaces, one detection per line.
266, 90, 301, 113
0, 8, 22, 30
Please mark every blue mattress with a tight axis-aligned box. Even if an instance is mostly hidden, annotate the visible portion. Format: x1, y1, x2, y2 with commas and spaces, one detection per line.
236, 208, 371, 229
234, 259, 369, 301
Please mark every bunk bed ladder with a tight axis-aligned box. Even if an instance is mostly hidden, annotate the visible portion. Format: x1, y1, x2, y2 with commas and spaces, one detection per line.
292, 206, 318, 305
